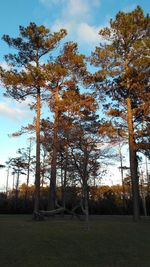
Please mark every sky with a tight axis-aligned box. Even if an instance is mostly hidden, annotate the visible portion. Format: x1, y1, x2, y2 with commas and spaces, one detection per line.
0, 0, 149, 191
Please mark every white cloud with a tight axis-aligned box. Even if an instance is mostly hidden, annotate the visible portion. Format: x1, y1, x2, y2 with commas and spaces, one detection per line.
0, 100, 31, 121
77, 23, 100, 44
52, 20, 100, 47
40, 0, 102, 46
40, 0, 100, 12
63, 0, 89, 18
51, 19, 72, 33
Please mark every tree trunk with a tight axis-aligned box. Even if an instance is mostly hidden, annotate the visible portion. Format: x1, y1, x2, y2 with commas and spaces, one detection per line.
127, 96, 140, 221
6, 167, 9, 197
25, 139, 31, 203
12, 173, 15, 190
34, 87, 41, 215
15, 169, 20, 211
140, 171, 147, 217
62, 146, 68, 208
118, 143, 126, 211
48, 86, 59, 210
83, 179, 90, 230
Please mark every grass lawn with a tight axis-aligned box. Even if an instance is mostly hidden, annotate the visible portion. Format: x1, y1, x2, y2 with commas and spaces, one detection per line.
0, 215, 150, 267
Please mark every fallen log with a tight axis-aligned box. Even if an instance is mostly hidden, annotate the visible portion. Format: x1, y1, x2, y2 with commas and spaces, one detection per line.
39, 207, 65, 216
55, 201, 80, 218
35, 202, 84, 221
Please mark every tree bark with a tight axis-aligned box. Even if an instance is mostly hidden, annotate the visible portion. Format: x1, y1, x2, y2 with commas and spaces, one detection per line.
25, 139, 32, 203
34, 87, 41, 214
127, 96, 140, 221
15, 169, 20, 211
118, 143, 126, 211
48, 86, 59, 210
82, 179, 90, 230
62, 146, 68, 208
6, 167, 9, 197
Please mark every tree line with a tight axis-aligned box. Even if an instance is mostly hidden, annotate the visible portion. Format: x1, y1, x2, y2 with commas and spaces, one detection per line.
0, 6, 149, 222
1, 182, 150, 216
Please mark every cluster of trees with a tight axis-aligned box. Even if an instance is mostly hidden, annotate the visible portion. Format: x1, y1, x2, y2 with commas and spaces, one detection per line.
0, 6, 149, 222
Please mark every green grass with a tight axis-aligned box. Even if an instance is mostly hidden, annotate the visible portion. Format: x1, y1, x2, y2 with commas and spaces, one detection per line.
0, 215, 150, 267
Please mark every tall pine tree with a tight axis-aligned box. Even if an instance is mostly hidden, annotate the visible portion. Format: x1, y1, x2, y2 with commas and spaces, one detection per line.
91, 6, 150, 221
0, 23, 67, 217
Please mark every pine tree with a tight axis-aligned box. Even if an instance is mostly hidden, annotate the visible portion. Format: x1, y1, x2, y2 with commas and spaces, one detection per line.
0, 23, 67, 217
43, 42, 87, 209
91, 6, 150, 221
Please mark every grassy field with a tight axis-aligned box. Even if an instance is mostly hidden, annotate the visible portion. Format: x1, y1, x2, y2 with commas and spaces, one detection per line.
0, 215, 150, 267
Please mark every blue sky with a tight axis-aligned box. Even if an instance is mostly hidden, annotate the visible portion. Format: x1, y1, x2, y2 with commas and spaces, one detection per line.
0, 0, 149, 190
